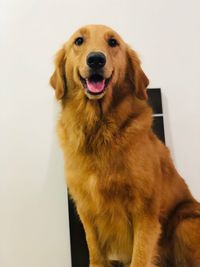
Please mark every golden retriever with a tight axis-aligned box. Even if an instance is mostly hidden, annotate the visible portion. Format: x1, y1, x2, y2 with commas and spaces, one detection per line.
50, 25, 200, 267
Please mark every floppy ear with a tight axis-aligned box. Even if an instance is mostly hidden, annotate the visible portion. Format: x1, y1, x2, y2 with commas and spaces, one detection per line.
50, 47, 67, 100
127, 47, 149, 100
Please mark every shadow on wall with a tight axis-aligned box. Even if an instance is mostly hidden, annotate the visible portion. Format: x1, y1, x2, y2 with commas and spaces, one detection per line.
8, 101, 72, 267
161, 93, 176, 164
40, 102, 71, 267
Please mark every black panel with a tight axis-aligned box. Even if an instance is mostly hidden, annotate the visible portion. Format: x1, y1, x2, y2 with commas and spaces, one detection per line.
147, 88, 163, 114
147, 88, 165, 143
68, 197, 89, 267
152, 116, 165, 143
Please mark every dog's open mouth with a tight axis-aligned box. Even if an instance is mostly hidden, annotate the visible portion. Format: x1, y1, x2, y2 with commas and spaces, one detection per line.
80, 73, 111, 99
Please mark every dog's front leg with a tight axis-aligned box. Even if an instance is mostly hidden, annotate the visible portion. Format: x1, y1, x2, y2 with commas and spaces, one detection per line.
130, 213, 161, 267
77, 207, 107, 267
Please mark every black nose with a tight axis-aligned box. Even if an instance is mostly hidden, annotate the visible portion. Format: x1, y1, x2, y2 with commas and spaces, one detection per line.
87, 52, 106, 69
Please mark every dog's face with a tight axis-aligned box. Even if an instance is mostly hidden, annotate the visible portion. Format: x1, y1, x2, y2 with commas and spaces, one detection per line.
69, 25, 127, 100
50, 25, 149, 102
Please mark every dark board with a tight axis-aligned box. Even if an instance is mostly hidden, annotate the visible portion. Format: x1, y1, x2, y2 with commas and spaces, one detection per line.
147, 88, 165, 143
68, 88, 165, 267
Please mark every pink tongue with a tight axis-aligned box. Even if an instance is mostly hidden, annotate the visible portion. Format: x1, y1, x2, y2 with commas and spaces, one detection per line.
86, 79, 105, 93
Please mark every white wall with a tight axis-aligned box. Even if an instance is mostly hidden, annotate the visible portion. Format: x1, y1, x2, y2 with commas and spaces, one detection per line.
0, 0, 200, 267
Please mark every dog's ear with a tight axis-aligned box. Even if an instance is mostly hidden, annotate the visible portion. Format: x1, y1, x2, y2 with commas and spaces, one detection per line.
50, 47, 67, 100
127, 47, 149, 100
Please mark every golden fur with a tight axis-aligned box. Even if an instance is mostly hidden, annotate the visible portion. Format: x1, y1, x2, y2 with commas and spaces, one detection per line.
50, 25, 200, 267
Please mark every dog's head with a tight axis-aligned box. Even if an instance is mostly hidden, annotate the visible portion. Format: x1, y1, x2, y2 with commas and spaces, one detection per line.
50, 25, 149, 102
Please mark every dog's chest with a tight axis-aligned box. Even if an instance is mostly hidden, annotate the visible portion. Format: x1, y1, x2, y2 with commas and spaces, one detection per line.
86, 173, 134, 208
68, 166, 134, 262
85, 175, 133, 260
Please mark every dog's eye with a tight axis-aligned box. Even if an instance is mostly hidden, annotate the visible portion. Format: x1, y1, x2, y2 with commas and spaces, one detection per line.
108, 38, 118, 47
75, 37, 84, 46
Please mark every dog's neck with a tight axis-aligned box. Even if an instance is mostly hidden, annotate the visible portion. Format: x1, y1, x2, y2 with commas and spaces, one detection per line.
59, 85, 153, 154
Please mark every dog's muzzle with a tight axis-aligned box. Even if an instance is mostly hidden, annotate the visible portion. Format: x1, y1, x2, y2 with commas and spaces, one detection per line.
80, 72, 112, 100
79, 52, 112, 100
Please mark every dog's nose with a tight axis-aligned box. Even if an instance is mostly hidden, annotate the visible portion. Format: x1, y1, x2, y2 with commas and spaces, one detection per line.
87, 52, 106, 69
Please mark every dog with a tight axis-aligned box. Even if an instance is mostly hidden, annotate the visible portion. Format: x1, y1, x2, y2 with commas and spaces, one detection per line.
50, 25, 200, 267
